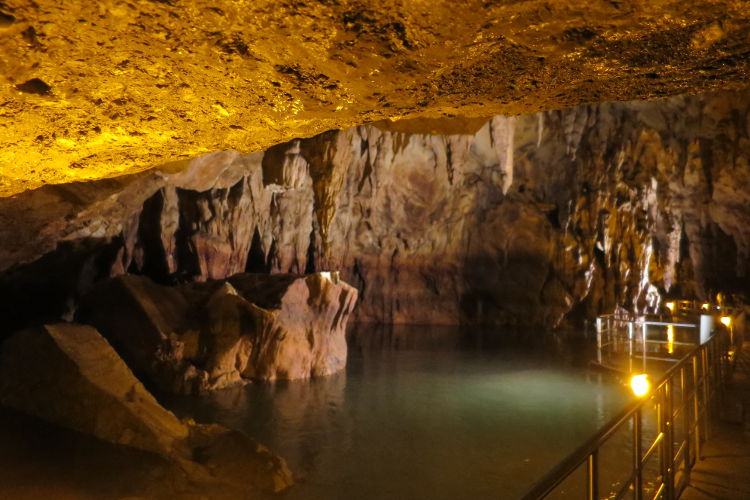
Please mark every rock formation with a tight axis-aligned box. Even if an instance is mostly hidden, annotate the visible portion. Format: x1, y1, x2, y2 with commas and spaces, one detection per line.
78, 273, 357, 393
1, 89, 749, 331
0, 323, 293, 494
2, 1, 750, 196
4, 4, 748, 497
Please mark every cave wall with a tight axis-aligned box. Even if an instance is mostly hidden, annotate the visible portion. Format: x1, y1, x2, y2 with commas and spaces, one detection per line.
2, 89, 750, 332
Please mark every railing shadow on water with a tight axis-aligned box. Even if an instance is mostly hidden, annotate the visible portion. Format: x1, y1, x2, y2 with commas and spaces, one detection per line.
520, 329, 733, 500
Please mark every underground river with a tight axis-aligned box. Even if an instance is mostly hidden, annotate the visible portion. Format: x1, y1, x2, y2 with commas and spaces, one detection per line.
162, 325, 637, 500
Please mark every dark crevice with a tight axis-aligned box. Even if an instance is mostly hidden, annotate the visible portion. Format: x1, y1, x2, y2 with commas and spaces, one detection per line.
305, 228, 317, 274
246, 228, 267, 273
135, 189, 171, 284
0, 238, 121, 338
174, 188, 204, 280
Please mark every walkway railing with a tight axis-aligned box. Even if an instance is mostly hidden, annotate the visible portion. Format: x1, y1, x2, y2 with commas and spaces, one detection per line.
594, 313, 716, 370
520, 329, 733, 500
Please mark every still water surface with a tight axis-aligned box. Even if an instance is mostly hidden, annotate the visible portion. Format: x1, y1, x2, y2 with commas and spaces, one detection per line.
165, 325, 633, 500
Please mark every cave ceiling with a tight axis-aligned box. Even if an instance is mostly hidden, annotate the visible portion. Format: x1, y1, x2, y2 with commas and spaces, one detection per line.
1, 0, 749, 197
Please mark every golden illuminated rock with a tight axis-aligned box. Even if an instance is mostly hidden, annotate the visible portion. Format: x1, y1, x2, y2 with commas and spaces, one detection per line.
1, 0, 749, 196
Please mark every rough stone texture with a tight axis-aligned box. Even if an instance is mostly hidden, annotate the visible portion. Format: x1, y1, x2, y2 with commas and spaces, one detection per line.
1, 89, 750, 329
78, 273, 357, 393
1, 0, 750, 196
0, 323, 293, 493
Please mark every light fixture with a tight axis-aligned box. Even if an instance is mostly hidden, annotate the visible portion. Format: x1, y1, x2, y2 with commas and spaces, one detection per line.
318, 271, 340, 283
720, 316, 731, 327
701, 303, 709, 310
665, 302, 675, 312
630, 374, 650, 397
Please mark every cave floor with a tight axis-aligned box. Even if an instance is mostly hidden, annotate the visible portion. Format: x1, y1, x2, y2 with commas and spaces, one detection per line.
681, 341, 750, 500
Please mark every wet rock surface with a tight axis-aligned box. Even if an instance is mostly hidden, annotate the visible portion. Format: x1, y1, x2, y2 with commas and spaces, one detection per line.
1, 1, 750, 196
1, 89, 750, 330
78, 273, 357, 393
0, 323, 293, 494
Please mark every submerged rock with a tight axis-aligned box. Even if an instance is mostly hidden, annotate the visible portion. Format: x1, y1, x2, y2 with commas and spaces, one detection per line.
79, 272, 357, 393
0, 323, 293, 493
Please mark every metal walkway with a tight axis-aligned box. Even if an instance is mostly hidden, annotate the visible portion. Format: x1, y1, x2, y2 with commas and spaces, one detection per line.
680, 341, 750, 500
521, 302, 739, 500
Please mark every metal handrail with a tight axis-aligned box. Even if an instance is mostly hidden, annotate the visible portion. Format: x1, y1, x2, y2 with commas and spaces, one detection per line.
520, 329, 732, 500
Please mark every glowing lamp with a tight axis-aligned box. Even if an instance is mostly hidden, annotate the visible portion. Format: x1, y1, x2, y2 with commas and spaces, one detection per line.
720, 316, 731, 327
318, 271, 340, 283
630, 374, 650, 397
665, 302, 675, 312
701, 303, 709, 310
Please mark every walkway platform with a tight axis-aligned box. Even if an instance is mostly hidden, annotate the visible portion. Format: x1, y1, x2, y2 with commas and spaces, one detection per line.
682, 341, 750, 500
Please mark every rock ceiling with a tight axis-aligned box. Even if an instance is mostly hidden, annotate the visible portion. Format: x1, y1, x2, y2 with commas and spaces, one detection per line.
1, 0, 749, 197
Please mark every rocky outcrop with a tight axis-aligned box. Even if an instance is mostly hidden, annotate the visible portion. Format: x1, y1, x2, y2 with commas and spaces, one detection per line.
78, 273, 357, 394
0, 323, 293, 493
2, 89, 750, 330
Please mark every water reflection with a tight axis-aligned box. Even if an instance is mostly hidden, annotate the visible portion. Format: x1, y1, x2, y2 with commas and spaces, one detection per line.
163, 324, 631, 500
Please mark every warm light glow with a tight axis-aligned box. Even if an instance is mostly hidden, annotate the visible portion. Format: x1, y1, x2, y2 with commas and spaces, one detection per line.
720, 316, 731, 327
666, 324, 674, 354
320, 271, 332, 281
665, 302, 675, 312
701, 303, 709, 310
630, 374, 650, 397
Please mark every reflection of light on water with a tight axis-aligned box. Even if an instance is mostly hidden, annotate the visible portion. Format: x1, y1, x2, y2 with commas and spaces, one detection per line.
411, 370, 620, 431
667, 325, 674, 354
165, 341, 631, 500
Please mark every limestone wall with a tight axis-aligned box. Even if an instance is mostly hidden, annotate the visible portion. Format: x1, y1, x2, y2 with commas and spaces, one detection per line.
2, 89, 749, 331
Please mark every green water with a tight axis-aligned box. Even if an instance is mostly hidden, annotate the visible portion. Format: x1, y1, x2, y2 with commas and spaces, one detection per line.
164, 325, 634, 500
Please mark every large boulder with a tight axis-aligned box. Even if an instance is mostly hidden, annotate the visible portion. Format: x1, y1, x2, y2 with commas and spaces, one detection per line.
0, 323, 293, 493
79, 272, 357, 393
77, 274, 198, 393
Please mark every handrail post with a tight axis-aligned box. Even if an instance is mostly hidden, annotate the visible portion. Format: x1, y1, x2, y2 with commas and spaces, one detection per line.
706, 346, 712, 437
702, 348, 711, 441
657, 387, 665, 497
665, 376, 675, 499
692, 355, 701, 460
633, 408, 643, 500
642, 322, 648, 372
587, 451, 599, 500
681, 364, 692, 482
596, 317, 602, 364
629, 321, 634, 373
